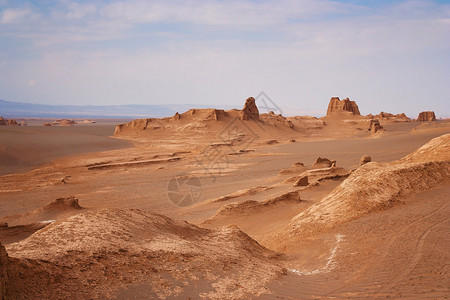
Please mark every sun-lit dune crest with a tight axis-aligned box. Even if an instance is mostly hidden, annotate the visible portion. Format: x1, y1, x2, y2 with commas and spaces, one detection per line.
272, 133, 450, 250
400, 133, 450, 163
4, 208, 283, 299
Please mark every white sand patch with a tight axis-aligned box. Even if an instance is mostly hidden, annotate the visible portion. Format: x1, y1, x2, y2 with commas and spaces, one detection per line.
290, 234, 344, 276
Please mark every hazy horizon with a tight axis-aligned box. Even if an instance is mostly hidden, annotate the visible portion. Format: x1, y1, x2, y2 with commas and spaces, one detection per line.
1, 0, 449, 117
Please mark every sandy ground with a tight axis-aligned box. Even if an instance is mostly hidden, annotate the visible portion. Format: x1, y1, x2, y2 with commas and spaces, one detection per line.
0, 113, 449, 299
0, 124, 130, 175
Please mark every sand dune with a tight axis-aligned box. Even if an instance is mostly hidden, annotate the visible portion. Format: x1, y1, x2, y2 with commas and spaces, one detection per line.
4, 209, 283, 299
271, 134, 450, 251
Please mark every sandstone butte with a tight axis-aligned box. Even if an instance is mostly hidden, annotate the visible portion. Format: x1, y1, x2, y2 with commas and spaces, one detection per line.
326, 97, 361, 116
240, 97, 260, 121
417, 111, 436, 122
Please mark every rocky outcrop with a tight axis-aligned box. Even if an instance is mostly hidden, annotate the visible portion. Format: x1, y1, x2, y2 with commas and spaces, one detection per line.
369, 119, 383, 133
370, 112, 410, 121
79, 120, 96, 124
114, 118, 155, 134
301, 166, 348, 180
115, 108, 230, 135
0, 117, 20, 126
312, 157, 336, 168
172, 112, 181, 121
275, 134, 450, 244
240, 97, 260, 121
205, 109, 226, 121
53, 119, 76, 126
294, 175, 309, 187
260, 112, 294, 128
41, 196, 83, 211
417, 111, 436, 122
0, 242, 8, 299
42, 122, 53, 126
360, 155, 371, 166
326, 97, 361, 116
282, 160, 450, 241
7, 119, 18, 125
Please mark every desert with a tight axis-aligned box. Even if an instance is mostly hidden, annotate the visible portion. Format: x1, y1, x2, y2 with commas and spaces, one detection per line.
1, 95, 449, 299
1, 1, 450, 299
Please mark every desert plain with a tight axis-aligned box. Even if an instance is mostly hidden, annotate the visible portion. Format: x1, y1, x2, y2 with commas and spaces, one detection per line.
0, 97, 449, 299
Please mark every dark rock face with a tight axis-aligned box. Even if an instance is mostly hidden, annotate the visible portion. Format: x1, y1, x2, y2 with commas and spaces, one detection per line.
326, 97, 361, 116
0, 242, 8, 299
417, 111, 436, 122
240, 97, 260, 121
172, 112, 181, 121
294, 175, 309, 187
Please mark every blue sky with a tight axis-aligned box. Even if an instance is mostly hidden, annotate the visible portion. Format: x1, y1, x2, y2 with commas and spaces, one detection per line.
0, 0, 449, 117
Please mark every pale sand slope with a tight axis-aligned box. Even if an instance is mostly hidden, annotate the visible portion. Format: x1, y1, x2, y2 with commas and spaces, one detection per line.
0, 124, 130, 176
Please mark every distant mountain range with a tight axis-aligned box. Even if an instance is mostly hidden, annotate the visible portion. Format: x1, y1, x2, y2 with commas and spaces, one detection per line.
0, 99, 238, 118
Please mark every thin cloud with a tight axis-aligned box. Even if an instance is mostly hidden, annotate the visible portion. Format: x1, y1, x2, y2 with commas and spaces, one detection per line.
0, 7, 32, 24
0, 0, 449, 117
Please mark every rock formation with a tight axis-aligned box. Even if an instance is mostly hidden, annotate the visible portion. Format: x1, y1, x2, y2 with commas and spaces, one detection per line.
172, 112, 181, 121
294, 175, 309, 187
53, 119, 76, 126
41, 196, 83, 211
0, 242, 8, 299
276, 134, 450, 242
261, 112, 294, 128
300, 166, 348, 181
417, 111, 436, 122
7, 119, 18, 125
205, 109, 225, 121
0, 117, 20, 126
371, 112, 410, 121
312, 157, 336, 168
42, 122, 53, 127
326, 97, 361, 116
369, 119, 383, 133
360, 155, 371, 166
240, 97, 260, 121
